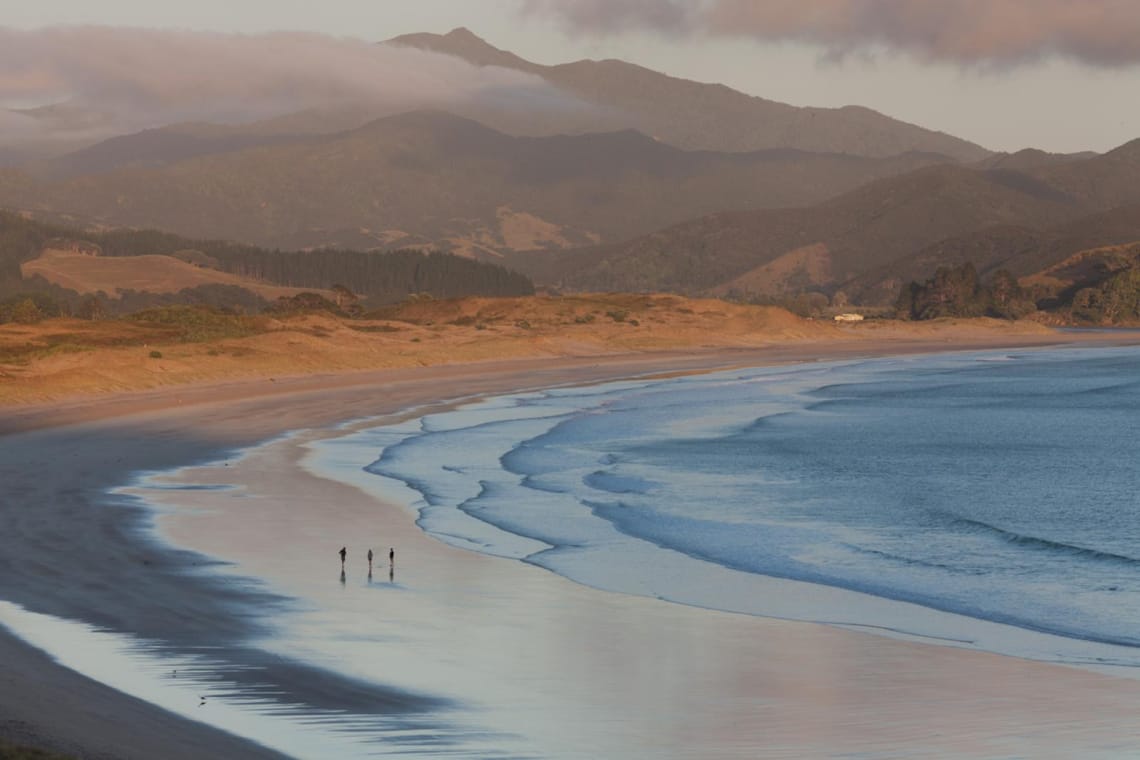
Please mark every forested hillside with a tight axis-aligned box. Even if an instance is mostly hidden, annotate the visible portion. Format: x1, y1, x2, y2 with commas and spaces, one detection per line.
0, 211, 533, 322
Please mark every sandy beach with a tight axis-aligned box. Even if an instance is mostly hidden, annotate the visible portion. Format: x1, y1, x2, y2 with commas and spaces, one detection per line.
5, 332, 1140, 758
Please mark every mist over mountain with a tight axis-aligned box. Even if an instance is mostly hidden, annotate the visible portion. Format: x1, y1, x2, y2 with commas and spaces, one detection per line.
0, 26, 578, 157
2, 25, 1136, 316
387, 28, 990, 161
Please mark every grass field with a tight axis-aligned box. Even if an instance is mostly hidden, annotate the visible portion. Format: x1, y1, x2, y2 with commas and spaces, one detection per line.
21, 249, 332, 300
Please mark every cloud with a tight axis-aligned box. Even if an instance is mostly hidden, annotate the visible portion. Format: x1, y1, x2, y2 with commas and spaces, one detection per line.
0, 109, 41, 139
522, 0, 697, 35
526, 0, 1140, 67
0, 26, 565, 144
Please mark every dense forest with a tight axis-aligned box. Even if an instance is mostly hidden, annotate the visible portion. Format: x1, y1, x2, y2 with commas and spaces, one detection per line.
1068, 267, 1140, 324
894, 263, 1037, 321
895, 258, 1140, 325
0, 211, 534, 322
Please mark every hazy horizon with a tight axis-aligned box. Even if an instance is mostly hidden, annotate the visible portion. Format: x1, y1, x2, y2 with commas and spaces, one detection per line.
3, 0, 1140, 154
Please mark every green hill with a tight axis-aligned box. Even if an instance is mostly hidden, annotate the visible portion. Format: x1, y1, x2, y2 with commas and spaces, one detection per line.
0, 210, 534, 321
0, 111, 952, 256
515, 144, 1140, 306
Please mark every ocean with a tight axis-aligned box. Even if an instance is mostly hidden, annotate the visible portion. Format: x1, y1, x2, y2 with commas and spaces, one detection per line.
8, 343, 1140, 758
309, 344, 1140, 667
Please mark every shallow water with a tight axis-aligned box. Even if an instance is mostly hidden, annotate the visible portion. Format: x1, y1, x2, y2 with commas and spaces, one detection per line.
312, 345, 1140, 665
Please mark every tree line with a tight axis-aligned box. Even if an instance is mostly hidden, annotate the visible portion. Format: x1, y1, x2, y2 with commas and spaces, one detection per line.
0, 210, 534, 323
895, 259, 1140, 325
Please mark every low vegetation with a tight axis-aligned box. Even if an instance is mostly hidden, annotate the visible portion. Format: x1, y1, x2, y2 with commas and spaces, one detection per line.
0, 739, 74, 759
0, 293, 859, 402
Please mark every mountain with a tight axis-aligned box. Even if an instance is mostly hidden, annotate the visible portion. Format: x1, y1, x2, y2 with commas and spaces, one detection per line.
0, 110, 953, 256
1024, 138, 1140, 211
973, 148, 1098, 172
387, 28, 990, 162
513, 142, 1140, 303
844, 204, 1140, 304
518, 161, 1087, 297
27, 123, 313, 180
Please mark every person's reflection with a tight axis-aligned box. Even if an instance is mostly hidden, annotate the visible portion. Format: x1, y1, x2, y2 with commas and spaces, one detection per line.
367, 567, 373, 584
388, 565, 394, 583
339, 568, 346, 586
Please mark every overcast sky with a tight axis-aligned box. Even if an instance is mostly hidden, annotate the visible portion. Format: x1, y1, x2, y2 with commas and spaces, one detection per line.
6, 0, 1140, 154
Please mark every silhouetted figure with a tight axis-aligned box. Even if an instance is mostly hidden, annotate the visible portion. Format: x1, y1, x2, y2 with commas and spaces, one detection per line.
389, 547, 395, 567
367, 548, 373, 568
339, 546, 347, 567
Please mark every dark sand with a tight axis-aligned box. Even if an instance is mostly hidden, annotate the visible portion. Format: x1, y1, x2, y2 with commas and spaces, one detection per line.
3, 334, 1140, 758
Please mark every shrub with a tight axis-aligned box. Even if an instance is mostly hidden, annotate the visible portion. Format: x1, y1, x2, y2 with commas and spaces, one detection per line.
149, 350, 163, 359
267, 292, 341, 316
9, 298, 44, 325
128, 305, 259, 342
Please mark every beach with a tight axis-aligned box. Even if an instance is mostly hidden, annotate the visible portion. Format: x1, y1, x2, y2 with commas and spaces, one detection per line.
5, 332, 1140, 758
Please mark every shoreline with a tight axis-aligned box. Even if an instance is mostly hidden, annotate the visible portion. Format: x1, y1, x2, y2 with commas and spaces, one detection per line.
0, 328, 1112, 433
5, 333, 1140, 757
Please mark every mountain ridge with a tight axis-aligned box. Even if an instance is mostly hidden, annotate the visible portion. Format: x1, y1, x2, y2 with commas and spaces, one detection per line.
511, 145, 1140, 303
386, 28, 990, 161
0, 110, 955, 256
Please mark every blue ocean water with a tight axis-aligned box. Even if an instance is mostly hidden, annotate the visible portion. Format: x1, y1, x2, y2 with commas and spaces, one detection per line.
331, 346, 1140, 658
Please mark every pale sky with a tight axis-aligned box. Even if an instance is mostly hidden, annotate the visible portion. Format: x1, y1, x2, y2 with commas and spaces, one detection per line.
6, 0, 1140, 154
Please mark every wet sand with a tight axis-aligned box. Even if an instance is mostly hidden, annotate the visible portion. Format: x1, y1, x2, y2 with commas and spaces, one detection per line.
4, 335, 1140, 757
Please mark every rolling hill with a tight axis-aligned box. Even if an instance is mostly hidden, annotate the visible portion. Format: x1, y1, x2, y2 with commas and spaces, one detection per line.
973, 148, 1098, 172
21, 248, 328, 300
845, 204, 1140, 304
518, 163, 1085, 296
514, 143, 1140, 305
1024, 138, 1140, 211
0, 111, 953, 256
0, 209, 536, 320
26, 123, 312, 180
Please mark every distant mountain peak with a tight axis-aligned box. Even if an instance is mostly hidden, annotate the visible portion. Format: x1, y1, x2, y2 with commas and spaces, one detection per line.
443, 27, 483, 42
386, 27, 536, 72
384, 29, 988, 161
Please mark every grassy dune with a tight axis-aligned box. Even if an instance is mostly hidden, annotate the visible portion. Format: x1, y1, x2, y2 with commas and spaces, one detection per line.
0, 294, 1052, 405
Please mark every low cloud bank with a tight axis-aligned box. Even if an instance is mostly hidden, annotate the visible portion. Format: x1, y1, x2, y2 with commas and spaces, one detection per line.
524, 0, 1140, 67
0, 26, 565, 145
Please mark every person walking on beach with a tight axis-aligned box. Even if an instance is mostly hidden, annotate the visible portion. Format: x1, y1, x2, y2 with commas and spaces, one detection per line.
339, 546, 347, 568
389, 547, 395, 568
367, 548, 373, 569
